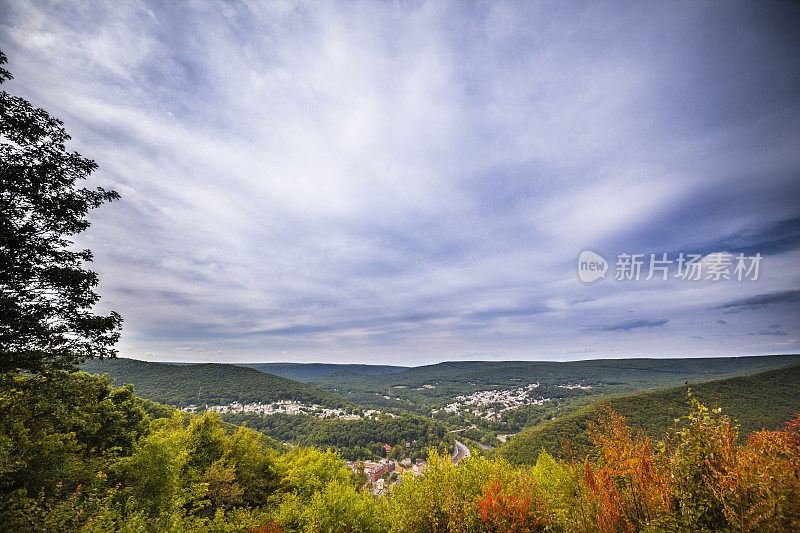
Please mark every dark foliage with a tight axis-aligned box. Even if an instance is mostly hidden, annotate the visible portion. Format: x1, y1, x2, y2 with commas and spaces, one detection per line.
225, 412, 454, 461
0, 50, 121, 376
81, 358, 349, 409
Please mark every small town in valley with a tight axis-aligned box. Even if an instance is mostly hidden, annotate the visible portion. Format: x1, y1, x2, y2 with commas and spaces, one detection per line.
181, 400, 391, 420
433, 383, 552, 421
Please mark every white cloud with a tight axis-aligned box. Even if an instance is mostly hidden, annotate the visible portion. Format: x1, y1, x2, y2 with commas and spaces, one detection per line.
2, 0, 798, 364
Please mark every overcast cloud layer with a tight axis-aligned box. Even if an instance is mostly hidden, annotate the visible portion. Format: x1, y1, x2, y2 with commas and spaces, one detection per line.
1, 0, 799, 364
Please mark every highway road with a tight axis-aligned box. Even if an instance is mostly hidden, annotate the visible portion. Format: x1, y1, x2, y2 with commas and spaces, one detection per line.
451, 440, 471, 464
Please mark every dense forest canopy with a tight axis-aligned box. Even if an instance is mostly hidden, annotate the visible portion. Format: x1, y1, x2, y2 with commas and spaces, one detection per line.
224, 412, 454, 462
80, 358, 349, 409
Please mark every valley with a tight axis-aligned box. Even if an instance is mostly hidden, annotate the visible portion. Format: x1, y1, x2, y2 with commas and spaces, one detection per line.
82, 354, 800, 465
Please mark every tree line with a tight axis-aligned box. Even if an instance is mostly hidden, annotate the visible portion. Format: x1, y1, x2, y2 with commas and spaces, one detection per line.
224, 412, 454, 462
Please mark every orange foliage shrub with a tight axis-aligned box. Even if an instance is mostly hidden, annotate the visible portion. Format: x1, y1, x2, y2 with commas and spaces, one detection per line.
478, 474, 549, 533
582, 408, 669, 532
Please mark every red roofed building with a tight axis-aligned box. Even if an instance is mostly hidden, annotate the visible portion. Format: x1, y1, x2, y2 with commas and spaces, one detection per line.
363, 461, 387, 481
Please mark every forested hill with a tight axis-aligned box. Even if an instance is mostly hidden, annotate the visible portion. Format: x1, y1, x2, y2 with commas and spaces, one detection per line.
311, 354, 800, 391
238, 362, 408, 382
223, 411, 454, 462
500, 362, 800, 465
302, 354, 800, 412
80, 358, 348, 408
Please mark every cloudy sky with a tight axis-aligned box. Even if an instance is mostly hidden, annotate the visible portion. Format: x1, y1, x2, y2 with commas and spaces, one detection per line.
2, 0, 799, 365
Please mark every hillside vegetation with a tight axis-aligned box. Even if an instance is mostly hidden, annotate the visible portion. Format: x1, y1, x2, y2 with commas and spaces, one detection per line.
306, 354, 800, 412
4, 369, 799, 532
81, 358, 348, 408
501, 362, 800, 464
224, 411, 454, 462
238, 362, 407, 382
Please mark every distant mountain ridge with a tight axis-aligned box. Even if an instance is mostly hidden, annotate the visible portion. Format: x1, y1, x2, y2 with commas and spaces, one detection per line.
80, 358, 348, 408
237, 362, 408, 382
335, 355, 800, 388
304, 354, 800, 401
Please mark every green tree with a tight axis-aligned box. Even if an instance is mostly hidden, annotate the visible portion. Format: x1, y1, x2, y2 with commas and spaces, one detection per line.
661, 395, 733, 530
0, 50, 121, 377
186, 413, 227, 473
111, 416, 188, 517
303, 479, 387, 533
391, 445, 402, 459
0, 371, 153, 529
283, 448, 352, 503
224, 425, 284, 506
